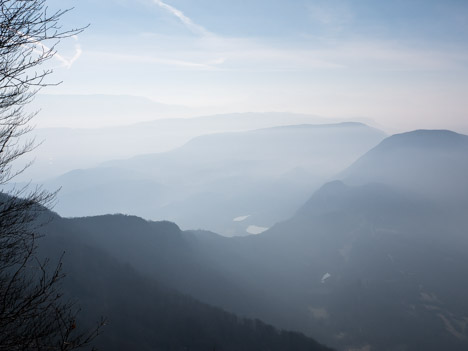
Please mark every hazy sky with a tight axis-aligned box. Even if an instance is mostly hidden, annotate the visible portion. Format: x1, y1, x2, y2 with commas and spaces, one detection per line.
42, 0, 468, 132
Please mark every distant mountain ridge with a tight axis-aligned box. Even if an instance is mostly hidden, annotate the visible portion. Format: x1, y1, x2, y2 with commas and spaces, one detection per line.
340, 129, 468, 202
36, 212, 333, 351
21, 127, 468, 351
46, 122, 386, 236
23, 110, 346, 181
37, 180, 468, 350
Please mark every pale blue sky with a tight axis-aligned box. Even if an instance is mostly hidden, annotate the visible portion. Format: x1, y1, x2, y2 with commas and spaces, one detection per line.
41, 0, 468, 132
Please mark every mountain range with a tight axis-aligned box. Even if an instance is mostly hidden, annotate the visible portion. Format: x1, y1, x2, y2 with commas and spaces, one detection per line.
31, 129, 468, 350
38, 212, 333, 351
45, 122, 386, 236
23, 110, 345, 181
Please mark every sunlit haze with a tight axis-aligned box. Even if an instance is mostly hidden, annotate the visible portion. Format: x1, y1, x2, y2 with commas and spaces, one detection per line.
35, 0, 468, 132
2, 1, 468, 350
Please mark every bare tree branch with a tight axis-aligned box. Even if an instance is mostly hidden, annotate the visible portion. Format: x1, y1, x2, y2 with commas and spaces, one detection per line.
0, 1, 103, 350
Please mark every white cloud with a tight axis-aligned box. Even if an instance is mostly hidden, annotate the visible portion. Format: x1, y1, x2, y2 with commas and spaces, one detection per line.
151, 0, 211, 36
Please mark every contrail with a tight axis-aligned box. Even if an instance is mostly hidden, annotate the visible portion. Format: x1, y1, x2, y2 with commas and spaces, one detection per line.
45, 40, 82, 69
152, 0, 211, 36
22, 32, 82, 69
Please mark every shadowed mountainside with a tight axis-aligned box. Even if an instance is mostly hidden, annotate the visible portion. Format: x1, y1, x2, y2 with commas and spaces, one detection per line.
34, 129, 468, 350
36, 212, 334, 351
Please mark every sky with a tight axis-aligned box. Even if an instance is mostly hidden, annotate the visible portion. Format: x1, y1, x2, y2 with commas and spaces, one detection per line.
39, 0, 468, 132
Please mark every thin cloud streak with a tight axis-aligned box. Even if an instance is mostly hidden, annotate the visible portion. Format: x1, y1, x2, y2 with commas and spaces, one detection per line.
136, 33, 468, 72
87, 51, 220, 70
52, 43, 82, 69
151, 0, 211, 36
21, 31, 82, 69
87, 34, 468, 75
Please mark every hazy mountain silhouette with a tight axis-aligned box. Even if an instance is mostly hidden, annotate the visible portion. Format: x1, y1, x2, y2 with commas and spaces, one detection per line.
340, 129, 468, 202
30, 94, 191, 128
35, 212, 333, 351
35, 184, 468, 350
253, 130, 468, 349
34, 129, 468, 350
24, 111, 343, 181
47, 122, 385, 236
279, 181, 468, 350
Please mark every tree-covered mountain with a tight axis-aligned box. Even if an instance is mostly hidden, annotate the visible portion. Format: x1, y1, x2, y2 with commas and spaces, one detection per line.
270, 181, 468, 350
45, 122, 385, 236
37, 213, 333, 351
35, 129, 468, 351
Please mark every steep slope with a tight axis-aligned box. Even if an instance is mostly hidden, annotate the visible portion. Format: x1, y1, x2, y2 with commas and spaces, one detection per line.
242, 130, 468, 349
33, 129, 468, 350
36, 213, 334, 351
48, 122, 385, 236
38, 184, 468, 351
55, 215, 298, 328
267, 181, 468, 350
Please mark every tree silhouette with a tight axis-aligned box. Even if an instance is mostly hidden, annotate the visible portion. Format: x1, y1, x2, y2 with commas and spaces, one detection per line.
0, 1, 103, 349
